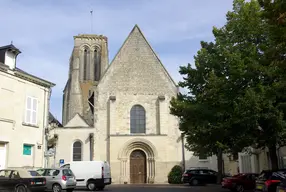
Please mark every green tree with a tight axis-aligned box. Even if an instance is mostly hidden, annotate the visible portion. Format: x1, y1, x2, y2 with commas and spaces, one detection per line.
254, 0, 286, 169
171, 0, 265, 182
172, 0, 286, 172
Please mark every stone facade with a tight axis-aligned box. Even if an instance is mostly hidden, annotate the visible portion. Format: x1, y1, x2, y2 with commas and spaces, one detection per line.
62, 34, 108, 126
54, 25, 218, 184
94, 25, 180, 183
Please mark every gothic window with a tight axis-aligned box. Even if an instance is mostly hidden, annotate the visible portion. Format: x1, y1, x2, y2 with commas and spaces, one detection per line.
130, 105, 146, 134
73, 141, 82, 161
83, 48, 90, 80
94, 49, 101, 81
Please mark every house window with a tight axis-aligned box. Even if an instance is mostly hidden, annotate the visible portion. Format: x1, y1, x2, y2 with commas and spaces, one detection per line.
23, 144, 32, 155
73, 141, 82, 161
199, 153, 208, 160
25, 96, 38, 125
130, 105, 146, 134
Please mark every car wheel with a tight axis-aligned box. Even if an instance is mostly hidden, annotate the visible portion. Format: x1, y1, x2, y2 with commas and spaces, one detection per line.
235, 184, 244, 192
16, 185, 26, 192
87, 182, 96, 191
191, 179, 199, 186
52, 184, 62, 192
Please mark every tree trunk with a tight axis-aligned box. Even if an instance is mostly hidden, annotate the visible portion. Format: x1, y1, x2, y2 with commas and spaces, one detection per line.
268, 145, 279, 170
217, 148, 223, 184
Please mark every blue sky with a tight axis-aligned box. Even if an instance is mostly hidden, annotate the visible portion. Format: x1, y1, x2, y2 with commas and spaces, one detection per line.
0, 0, 233, 122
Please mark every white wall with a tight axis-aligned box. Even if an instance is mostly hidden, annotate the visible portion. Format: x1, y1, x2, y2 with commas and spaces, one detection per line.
49, 127, 94, 168
0, 70, 50, 169
184, 148, 218, 171
5, 51, 16, 69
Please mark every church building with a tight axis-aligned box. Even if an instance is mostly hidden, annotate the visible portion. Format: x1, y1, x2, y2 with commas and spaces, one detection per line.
49, 25, 215, 184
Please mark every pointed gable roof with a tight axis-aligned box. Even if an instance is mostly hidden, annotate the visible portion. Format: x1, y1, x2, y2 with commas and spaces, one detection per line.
99, 24, 178, 91
64, 113, 90, 128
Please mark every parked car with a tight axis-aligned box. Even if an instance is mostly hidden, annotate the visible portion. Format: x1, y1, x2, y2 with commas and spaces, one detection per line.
255, 169, 286, 192
37, 168, 76, 192
221, 173, 259, 192
28, 170, 41, 177
60, 161, 111, 191
0, 168, 46, 192
181, 168, 226, 186
277, 178, 286, 192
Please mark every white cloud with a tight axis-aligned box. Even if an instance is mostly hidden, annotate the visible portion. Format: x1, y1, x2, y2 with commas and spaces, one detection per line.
0, 0, 233, 121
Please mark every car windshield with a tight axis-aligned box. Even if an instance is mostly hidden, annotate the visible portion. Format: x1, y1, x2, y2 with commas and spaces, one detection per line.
29, 171, 41, 176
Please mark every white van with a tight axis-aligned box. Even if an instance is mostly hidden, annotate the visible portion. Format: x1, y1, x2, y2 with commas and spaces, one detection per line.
60, 161, 111, 191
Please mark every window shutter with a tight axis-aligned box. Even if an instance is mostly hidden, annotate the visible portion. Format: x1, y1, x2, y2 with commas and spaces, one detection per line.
32, 98, 37, 124
25, 97, 38, 125
32, 98, 37, 111
26, 97, 32, 110
25, 110, 31, 123
25, 97, 32, 123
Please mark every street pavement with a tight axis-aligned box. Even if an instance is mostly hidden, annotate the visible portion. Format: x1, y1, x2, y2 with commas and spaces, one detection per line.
75, 184, 230, 192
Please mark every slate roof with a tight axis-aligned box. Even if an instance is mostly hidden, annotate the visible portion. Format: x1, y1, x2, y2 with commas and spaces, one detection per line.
0, 44, 21, 54
49, 112, 63, 127
0, 62, 55, 88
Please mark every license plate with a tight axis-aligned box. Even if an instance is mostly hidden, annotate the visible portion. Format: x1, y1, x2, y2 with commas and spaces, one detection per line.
36, 182, 42, 184
279, 190, 284, 192
69, 178, 73, 180
104, 178, 109, 183
256, 185, 263, 189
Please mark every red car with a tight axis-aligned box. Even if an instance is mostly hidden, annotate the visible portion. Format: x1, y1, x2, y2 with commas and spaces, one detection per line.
222, 173, 259, 192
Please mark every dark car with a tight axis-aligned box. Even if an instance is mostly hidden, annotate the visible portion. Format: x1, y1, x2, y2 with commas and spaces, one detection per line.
0, 169, 46, 192
277, 178, 286, 192
222, 173, 259, 192
181, 168, 222, 186
255, 169, 286, 192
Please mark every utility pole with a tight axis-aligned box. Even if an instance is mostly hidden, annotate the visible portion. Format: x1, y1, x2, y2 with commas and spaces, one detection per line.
181, 133, 185, 171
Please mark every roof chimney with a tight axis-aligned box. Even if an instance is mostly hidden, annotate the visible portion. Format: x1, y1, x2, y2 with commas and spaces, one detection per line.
0, 44, 21, 70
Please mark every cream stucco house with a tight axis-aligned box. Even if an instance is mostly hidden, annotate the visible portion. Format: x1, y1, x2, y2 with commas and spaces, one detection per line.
238, 146, 286, 174
0, 44, 55, 169
49, 25, 219, 184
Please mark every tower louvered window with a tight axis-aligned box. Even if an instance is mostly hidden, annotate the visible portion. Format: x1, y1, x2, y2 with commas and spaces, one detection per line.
83, 48, 90, 80
94, 49, 101, 81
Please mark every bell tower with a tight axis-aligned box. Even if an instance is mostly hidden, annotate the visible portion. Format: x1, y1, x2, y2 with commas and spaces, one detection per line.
62, 34, 109, 126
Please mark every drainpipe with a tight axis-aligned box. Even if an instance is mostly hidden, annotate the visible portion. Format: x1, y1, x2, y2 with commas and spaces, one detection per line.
43, 88, 52, 168
41, 88, 47, 168
89, 133, 94, 161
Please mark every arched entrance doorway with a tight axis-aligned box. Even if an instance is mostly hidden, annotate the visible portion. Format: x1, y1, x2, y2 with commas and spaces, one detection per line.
130, 150, 146, 184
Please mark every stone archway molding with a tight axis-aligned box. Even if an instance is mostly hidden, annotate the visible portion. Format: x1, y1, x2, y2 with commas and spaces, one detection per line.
118, 138, 157, 184
118, 138, 158, 160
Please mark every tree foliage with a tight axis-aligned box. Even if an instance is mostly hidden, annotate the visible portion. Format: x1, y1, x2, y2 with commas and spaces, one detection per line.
170, 0, 286, 172
171, 0, 264, 157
